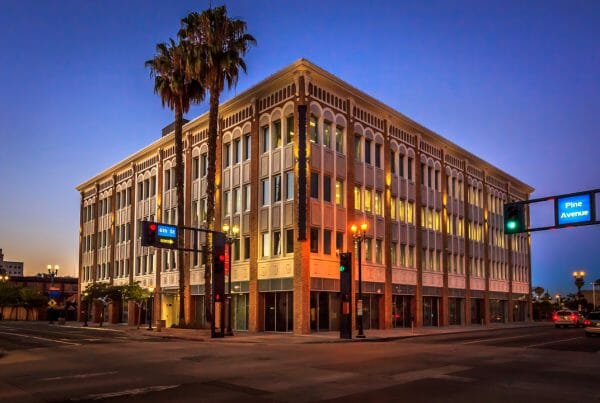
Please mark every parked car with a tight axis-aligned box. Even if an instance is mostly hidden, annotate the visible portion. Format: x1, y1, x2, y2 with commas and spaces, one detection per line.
552, 310, 584, 328
584, 312, 600, 337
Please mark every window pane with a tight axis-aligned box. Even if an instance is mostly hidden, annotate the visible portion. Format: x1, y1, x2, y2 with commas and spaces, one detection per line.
364, 140, 371, 164
335, 126, 344, 153
244, 237, 250, 259
273, 120, 282, 148
335, 180, 343, 206
286, 229, 294, 253
310, 228, 319, 253
273, 231, 281, 256
244, 134, 251, 160
375, 144, 381, 168
323, 121, 331, 148
262, 233, 269, 257
323, 230, 331, 255
364, 189, 372, 213
323, 175, 331, 202
286, 115, 294, 144
262, 126, 269, 152
262, 179, 270, 206
310, 172, 319, 199
310, 116, 318, 143
285, 171, 294, 200
354, 135, 361, 161
354, 186, 362, 210
273, 175, 281, 202
336, 232, 343, 252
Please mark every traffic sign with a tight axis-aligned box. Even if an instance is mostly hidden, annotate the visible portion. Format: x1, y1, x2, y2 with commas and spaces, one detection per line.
48, 299, 57, 308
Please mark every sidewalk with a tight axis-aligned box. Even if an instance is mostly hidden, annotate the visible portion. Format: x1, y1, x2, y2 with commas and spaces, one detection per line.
65, 321, 553, 344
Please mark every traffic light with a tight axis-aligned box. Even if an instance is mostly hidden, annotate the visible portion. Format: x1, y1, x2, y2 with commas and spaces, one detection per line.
339, 252, 352, 339
504, 203, 525, 234
211, 232, 226, 338
141, 221, 157, 246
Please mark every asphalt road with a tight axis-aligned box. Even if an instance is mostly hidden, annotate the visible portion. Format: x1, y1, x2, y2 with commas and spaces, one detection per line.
0, 322, 598, 403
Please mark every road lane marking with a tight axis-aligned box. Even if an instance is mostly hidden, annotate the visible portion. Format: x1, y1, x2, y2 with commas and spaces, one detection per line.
391, 365, 471, 384
41, 371, 118, 381
461, 334, 533, 344
71, 385, 180, 401
525, 337, 583, 348
0, 331, 80, 346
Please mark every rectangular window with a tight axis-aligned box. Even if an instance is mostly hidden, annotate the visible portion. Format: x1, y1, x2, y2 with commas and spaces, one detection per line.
234, 138, 241, 164
233, 187, 241, 213
375, 144, 381, 168
399, 154, 405, 178
243, 184, 251, 211
323, 229, 332, 255
336, 231, 343, 253
244, 134, 251, 160
310, 116, 318, 143
286, 115, 294, 144
262, 233, 269, 257
408, 157, 413, 181
400, 244, 406, 266
374, 191, 382, 216
272, 231, 281, 256
233, 238, 240, 261
390, 151, 396, 174
223, 191, 230, 216
365, 238, 372, 261
335, 126, 344, 153
354, 135, 361, 161
285, 171, 294, 200
201, 154, 208, 177
224, 143, 231, 168
435, 170, 439, 191
310, 228, 319, 253
323, 121, 332, 148
391, 198, 397, 220
310, 172, 319, 199
261, 179, 270, 206
273, 175, 281, 202
273, 120, 282, 149
261, 126, 269, 153
193, 156, 199, 179
323, 175, 331, 202
421, 163, 426, 186
354, 186, 362, 210
364, 139, 371, 165
407, 202, 414, 224
286, 229, 294, 254
408, 246, 415, 267
244, 236, 250, 260
335, 179, 344, 206
375, 239, 382, 264
391, 242, 397, 265
364, 189, 372, 213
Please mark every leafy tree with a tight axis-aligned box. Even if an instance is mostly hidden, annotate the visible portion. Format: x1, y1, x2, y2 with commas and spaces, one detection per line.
121, 282, 151, 329
19, 287, 48, 321
179, 5, 255, 322
0, 283, 20, 320
146, 39, 205, 327
533, 286, 544, 301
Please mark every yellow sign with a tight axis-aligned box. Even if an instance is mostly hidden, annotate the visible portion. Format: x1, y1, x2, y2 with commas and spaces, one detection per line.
48, 299, 57, 308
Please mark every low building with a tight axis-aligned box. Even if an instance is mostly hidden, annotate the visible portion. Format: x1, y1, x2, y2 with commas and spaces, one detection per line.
77, 59, 533, 333
0, 249, 24, 277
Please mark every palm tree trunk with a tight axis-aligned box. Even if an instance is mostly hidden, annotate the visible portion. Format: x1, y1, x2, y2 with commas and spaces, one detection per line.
204, 87, 220, 325
175, 105, 187, 327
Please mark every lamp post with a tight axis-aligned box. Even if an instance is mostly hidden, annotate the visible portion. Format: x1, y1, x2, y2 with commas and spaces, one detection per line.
592, 280, 598, 311
573, 270, 585, 297
83, 292, 89, 326
222, 223, 239, 336
350, 222, 368, 339
47, 264, 59, 324
0, 272, 8, 282
147, 286, 155, 330
555, 294, 561, 309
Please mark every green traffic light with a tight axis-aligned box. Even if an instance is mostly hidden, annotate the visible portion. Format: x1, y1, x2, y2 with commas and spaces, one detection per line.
340, 265, 346, 272
507, 221, 517, 230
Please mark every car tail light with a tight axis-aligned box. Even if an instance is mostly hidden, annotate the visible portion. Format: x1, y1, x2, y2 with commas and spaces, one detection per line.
584, 320, 591, 326
570, 314, 577, 321
552, 314, 558, 321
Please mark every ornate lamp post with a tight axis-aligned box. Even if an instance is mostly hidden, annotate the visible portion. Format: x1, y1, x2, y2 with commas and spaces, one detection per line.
47, 264, 59, 324
350, 222, 368, 339
222, 223, 239, 336
573, 270, 585, 297
83, 291, 89, 327
147, 286, 155, 330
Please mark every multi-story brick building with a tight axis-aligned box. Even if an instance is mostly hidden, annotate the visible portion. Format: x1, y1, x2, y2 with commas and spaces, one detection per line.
77, 59, 533, 333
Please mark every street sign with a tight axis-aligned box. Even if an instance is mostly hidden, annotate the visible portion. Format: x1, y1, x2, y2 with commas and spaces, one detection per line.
556, 193, 593, 226
48, 290, 61, 299
48, 299, 57, 308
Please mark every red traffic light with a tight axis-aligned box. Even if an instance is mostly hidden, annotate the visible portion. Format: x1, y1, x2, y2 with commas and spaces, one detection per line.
215, 293, 221, 301
219, 254, 225, 262
149, 223, 157, 231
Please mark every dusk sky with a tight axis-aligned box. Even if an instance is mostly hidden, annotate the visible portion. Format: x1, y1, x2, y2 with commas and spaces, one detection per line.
0, 0, 598, 296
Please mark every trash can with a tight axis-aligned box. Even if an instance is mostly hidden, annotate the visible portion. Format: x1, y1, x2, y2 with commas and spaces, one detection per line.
156, 320, 166, 332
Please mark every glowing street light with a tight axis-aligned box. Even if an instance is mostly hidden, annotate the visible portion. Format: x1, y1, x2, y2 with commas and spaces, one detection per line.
350, 222, 368, 338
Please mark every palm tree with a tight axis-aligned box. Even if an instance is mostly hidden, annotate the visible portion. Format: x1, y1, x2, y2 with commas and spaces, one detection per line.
146, 39, 205, 326
179, 6, 256, 323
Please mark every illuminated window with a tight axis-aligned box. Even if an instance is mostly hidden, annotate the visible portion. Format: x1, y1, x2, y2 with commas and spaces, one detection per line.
272, 120, 282, 149
374, 191, 382, 216
354, 135, 361, 161
309, 116, 318, 143
399, 199, 406, 222
375, 239, 382, 264
354, 186, 362, 210
323, 121, 332, 148
365, 238, 372, 261
391, 242, 397, 265
262, 232, 269, 257
364, 189, 372, 213
335, 179, 344, 206
335, 126, 344, 153
286, 116, 294, 144
391, 198, 397, 220
407, 202, 414, 224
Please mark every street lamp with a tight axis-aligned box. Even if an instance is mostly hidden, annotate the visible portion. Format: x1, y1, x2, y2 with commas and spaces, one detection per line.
222, 223, 239, 336
47, 264, 59, 324
555, 294, 561, 309
83, 291, 89, 327
573, 270, 585, 297
147, 286, 155, 330
350, 222, 368, 339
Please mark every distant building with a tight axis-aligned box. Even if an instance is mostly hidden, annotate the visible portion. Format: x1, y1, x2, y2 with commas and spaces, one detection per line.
0, 248, 24, 276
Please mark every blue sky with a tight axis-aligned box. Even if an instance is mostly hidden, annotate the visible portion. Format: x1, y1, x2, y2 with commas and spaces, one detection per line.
0, 0, 598, 296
